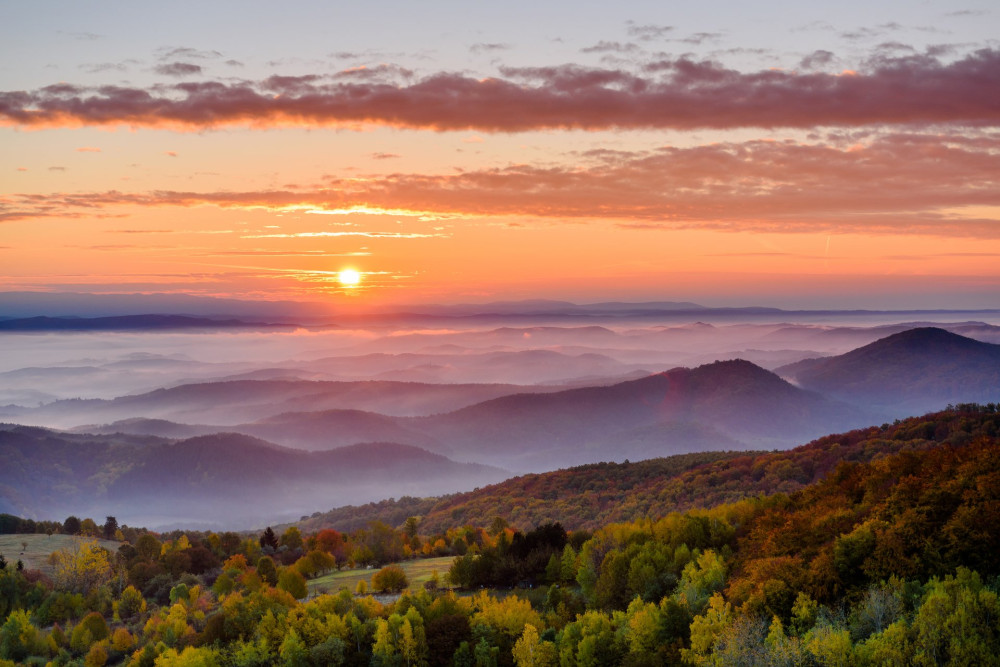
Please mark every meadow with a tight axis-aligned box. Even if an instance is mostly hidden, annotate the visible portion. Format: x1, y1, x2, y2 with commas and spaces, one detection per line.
306, 555, 454, 597
0, 533, 120, 573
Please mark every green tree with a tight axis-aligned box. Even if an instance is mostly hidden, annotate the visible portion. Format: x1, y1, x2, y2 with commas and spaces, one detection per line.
0, 610, 43, 662
102, 516, 118, 541
372, 565, 409, 593
280, 527, 303, 551
277, 569, 308, 600
371, 618, 396, 667
910, 569, 1000, 666
153, 646, 220, 666
259, 527, 278, 550
279, 629, 308, 667
512, 623, 556, 667
70, 611, 109, 653
256, 556, 278, 586
115, 584, 147, 621
135, 533, 161, 561
63, 516, 81, 535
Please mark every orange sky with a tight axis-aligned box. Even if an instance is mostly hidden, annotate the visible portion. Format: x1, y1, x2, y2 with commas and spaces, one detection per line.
2, 3, 999, 308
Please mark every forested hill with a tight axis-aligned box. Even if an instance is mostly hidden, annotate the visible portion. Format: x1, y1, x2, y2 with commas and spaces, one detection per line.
296, 405, 1000, 534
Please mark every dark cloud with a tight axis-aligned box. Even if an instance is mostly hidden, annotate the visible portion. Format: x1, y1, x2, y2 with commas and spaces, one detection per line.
799, 50, 835, 70
371, 152, 401, 160
154, 62, 203, 77
333, 64, 414, 81
874, 42, 917, 54
470, 43, 510, 54
2, 49, 999, 131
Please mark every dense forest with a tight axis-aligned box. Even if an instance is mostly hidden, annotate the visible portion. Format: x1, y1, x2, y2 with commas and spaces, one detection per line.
1, 405, 998, 665
298, 403, 1000, 534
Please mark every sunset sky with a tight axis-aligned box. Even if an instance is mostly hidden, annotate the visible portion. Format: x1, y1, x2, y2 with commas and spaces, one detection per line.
2, 1, 998, 309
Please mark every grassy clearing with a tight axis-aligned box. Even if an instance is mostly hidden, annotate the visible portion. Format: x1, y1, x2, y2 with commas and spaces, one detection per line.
0, 534, 121, 574
307, 556, 455, 596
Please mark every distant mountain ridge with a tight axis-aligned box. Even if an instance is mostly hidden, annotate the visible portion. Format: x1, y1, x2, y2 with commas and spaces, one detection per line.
401, 358, 868, 469
0, 425, 507, 528
17, 379, 571, 428
75, 359, 866, 470
0, 314, 293, 331
778, 327, 1000, 414
3, 290, 998, 324
37, 358, 871, 471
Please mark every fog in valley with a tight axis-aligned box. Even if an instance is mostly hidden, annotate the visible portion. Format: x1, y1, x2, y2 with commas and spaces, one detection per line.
3, 302, 1000, 529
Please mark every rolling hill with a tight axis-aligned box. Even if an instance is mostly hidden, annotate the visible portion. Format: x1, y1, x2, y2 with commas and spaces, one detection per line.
66, 359, 871, 471
778, 327, 1000, 414
295, 405, 1000, 535
0, 426, 507, 528
404, 359, 869, 469
16, 378, 568, 429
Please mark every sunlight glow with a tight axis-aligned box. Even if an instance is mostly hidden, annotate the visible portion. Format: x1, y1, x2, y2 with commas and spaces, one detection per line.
338, 268, 362, 287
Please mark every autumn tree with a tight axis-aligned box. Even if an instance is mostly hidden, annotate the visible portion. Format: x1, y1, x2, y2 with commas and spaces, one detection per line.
372, 565, 409, 593
280, 526, 304, 551
51, 538, 112, 594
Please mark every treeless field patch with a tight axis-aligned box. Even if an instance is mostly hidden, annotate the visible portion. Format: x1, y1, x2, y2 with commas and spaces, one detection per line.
307, 555, 454, 596
0, 534, 120, 574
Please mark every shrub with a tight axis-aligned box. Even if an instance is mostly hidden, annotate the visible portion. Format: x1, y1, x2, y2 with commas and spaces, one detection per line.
371, 565, 409, 593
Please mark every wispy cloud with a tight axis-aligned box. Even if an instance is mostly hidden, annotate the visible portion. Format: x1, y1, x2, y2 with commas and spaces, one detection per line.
625, 23, 674, 41
241, 231, 448, 239
470, 43, 510, 54
4, 133, 999, 237
156, 47, 223, 61
3, 49, 997, 131
581, 41, 641, 54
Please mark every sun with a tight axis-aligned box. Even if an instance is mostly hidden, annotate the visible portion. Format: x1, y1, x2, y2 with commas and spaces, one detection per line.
338, 268, 362, 287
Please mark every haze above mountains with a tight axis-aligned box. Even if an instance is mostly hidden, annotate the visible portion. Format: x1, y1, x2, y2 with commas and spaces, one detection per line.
1, 293, 999, 528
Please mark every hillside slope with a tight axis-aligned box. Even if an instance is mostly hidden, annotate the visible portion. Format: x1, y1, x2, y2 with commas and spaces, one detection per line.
408, 359, 868, 469
0, 426, 507, 528
778, 327, 1000, 414
297, 406, 1000, 534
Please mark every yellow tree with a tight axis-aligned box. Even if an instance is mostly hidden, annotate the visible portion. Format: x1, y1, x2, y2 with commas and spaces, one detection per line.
512, 624, 556, 667
51, 539, 112, 594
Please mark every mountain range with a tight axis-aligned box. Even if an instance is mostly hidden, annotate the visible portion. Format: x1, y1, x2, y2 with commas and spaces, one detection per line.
3, 325, 1000, 526
55, 359, 870, 470
0, 425, 506, 528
